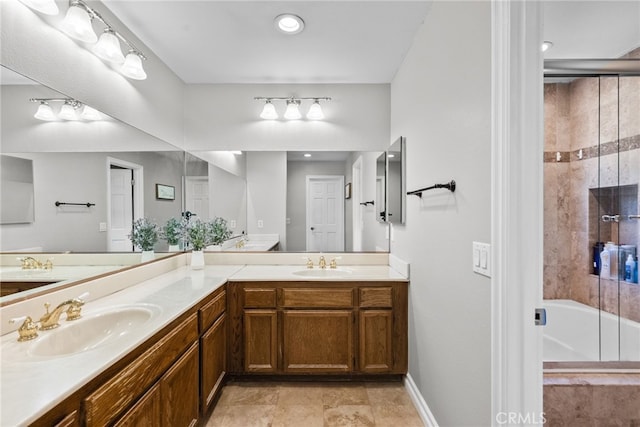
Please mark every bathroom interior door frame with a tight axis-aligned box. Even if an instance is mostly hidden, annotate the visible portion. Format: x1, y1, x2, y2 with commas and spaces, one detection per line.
491, 0, 544, 423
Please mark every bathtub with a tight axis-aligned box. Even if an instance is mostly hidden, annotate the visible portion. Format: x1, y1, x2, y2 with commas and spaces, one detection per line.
543, 299, 640, 361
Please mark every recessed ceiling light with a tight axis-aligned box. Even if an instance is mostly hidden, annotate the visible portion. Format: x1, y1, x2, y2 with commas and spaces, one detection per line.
304, 153, 312, 158
542, 41, 554, 52
275, 14, 305, 35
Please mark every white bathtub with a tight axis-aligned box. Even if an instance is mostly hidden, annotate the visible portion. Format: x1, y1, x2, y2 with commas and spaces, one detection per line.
543, 299, 640, 361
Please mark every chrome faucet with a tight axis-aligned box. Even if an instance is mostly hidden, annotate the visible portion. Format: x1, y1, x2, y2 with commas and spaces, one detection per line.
39, 297, 85, 330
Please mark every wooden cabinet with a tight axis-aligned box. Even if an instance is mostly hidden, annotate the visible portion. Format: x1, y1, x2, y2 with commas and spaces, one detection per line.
228, 281, 408, 376
200, 314, 226, 412
113, 385, 161, 427
53, 411, 79, 427
161, 342, 199, 427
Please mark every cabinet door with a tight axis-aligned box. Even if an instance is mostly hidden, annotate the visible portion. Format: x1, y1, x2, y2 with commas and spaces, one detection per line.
113, 384, 161, 427
359, 310, 393, 372
53, 411, 79, 427
161, 342, 199, 427
244, 310, 278, 372
283, 310, 353, 373
201, 314, 226, 414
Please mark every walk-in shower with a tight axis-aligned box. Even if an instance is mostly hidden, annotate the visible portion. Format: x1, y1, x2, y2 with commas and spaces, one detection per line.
543, 57, 640, 363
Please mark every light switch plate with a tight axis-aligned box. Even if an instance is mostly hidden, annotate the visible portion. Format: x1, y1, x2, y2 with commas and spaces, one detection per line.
257, 220, 264, 228
230, 220, 236, 229
472, 241, 491, 277
99, 222, 107, 232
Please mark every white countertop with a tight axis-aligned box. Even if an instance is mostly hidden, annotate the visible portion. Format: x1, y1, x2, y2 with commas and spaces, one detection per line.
1, 261, 407, 425
0, 265, 126, 282
1, 265, 242, 427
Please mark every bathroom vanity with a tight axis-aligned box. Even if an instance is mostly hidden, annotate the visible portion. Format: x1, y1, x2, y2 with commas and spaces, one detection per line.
0, 254, 408, 426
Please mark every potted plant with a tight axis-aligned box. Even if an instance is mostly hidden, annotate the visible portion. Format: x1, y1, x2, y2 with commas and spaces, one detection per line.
161, 217, 185, 251
129, 217, 159, 262
186, 218, 209, 269
208, 217, 232, 250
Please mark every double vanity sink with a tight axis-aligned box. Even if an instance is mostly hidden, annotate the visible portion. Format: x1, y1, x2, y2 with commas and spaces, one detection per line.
1, 255, 408, 426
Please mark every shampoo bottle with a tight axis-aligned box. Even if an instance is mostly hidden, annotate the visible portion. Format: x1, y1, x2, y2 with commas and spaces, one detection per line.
634, 257, 639, 284
625, 254, 634, 282
600, 245, 610, 279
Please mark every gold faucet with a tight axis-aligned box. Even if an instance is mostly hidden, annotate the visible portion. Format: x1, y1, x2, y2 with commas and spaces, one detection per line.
39, 298, 85, 330
235, 239, 245, 248
306, 258, 314, 269
318, 256, 327, 269
330, 258, 337, 269
9, 316, 39, 342
18, 256, 53, 270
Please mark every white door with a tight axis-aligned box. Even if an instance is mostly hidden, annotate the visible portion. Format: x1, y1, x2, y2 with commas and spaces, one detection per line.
185, 176, 209, 221
109, 168, 133, 251
306, 176, 344, 252
352, 157, 364, 251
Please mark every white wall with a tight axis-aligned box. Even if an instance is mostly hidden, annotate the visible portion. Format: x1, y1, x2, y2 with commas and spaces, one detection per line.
209, 163, 247, 236
183, 84, 389, 152
0, 0, 185, 148
0, 151, 184, 252
246, 152, 287, 248
389, 2, 492, 426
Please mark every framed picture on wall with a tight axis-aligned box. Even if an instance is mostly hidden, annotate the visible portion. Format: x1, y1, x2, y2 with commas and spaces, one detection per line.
156, 184, 175, 200
345, 183, 352, 199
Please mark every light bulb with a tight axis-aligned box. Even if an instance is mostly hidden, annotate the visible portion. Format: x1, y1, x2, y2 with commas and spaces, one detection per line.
306, 100, 324, 120
18, 0, 59, 15
284, 100, 301, 120
274, 14, 305, 34
60, 3, 97, 43
92, 30, 125, 64
542, 41, 554, 52
58, 102, 79, 121
260, 101, 278, 120
121, 52, 147, 80
34, 102, 57, 121
80, 105, 102, 121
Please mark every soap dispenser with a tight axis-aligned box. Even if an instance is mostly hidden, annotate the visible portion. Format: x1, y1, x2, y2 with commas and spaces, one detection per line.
625, 254, 634, 282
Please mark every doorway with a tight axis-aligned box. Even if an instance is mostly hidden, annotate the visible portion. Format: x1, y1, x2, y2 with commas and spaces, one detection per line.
184, 176, 210, 221
107, 157, 144, 252
306, 175, 345, 252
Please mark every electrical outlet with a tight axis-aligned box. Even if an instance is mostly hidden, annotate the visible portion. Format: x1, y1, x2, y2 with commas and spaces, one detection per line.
99, 222, 107, 232
257, 220, 264, 228
230, 220, 236, 228
472, 241, 491, 277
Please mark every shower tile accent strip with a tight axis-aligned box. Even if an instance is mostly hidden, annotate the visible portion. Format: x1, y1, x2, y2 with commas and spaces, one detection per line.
543, 134, 640, 163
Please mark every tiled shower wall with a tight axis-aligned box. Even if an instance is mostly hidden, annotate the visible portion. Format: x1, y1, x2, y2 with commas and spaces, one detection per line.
543, 48, 640, 323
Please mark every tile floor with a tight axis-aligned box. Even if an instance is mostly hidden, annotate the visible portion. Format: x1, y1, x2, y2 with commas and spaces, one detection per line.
205, 380, 424, 427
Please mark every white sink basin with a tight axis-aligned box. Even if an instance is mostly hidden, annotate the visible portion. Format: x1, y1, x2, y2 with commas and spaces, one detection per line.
9, 305, 161, 360
292, 269, 352, 278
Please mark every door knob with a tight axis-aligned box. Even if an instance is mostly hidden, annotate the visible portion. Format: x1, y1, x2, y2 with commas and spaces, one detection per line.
310, 227, 315, 230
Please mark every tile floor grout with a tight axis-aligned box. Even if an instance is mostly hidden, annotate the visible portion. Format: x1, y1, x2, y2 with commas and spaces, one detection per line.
205, 380, 424, 427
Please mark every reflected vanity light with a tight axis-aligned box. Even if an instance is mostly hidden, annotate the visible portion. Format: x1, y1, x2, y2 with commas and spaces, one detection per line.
30, 98, 104, 121
255, 97, 331, 121
21, 0, 147, 80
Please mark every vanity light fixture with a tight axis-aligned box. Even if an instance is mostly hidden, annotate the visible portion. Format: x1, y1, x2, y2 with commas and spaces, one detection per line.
33, 101, 57, 121
259, 100, 279, 120
274, 14, 305, 35
304, 153, 312, 158
284, 99, 302, 120
92, 29, 126, 64
30, 98, 104, 121
20, 0, 148, 80
60, 1, 97, 43
255, 97, 331, 121
18, 0, 59, 15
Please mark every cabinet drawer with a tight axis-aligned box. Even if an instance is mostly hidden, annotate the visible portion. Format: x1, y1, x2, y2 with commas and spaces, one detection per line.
281, 288, 353, 308
359, 287, 392, 308
84, 314, 198, 427
244, 288, 276, 308
200, 290, 226, 332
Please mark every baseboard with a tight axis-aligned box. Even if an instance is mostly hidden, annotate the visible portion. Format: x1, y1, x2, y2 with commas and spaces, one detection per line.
404, 374, 439, 427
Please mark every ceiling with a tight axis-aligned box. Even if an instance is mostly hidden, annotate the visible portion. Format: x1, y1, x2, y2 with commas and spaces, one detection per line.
102, 1, 432, 84
4, 1, 639, 86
